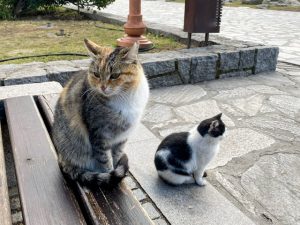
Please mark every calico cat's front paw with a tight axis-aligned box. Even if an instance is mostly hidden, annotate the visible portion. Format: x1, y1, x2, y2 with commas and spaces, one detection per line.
195, 177, 207, 186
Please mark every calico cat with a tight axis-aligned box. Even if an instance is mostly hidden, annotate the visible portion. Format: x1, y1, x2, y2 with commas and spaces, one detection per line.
52, 39, 149, 187
154, 113, 225, 186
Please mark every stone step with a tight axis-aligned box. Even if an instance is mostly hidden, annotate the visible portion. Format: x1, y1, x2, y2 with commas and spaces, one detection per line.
0, 81, 62, 119
125, 124, 255, 225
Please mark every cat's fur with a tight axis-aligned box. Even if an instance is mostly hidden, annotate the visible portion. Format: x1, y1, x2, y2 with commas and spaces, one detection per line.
154, 113, 225, 186
52, 39, 149, 187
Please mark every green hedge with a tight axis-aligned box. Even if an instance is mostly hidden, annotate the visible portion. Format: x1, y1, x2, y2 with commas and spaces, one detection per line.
0, 0, 115, 20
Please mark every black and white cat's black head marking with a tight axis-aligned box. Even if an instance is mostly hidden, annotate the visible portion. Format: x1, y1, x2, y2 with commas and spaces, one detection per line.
197, 113, 225, 138
154, 113, 225, 186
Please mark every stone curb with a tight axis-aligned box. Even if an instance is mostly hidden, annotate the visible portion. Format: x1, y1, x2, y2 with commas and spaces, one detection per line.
0, 45, 279, 89
0, 81, 62, 119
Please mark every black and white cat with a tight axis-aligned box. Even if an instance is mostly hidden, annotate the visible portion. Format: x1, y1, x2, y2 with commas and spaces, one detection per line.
154, 113, 225, 186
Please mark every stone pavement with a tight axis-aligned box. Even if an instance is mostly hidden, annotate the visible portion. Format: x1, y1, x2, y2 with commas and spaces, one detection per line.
100, 0, 300, 65
125, 62, 300, 225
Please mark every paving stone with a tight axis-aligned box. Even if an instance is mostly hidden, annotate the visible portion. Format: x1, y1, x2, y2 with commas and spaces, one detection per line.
154, 218, 168, 225
247, 85, 286, 95
244, 114, 300, 137
208, 128, 275, 169
175, 100, 235, 127
214, 87, 256, 100
286, 71, 300, 76
132, 188, 147, 202
259, 104, 276, 113
125, 139, 255, 225
219, 51, 240, 71
159, 124, 195, 138
248, 72, 295, 87
190, 55, 218, 83
142, 202, 160, 219
219, 103, 246, 117
239, 49, 256, 69
205, 77, 257, 90
219, 70, 252, 79
230, 94, 265, 116
143, 104, 174, 124
148, 74, 182, 89
241, 153, 300, 225
123, 176, 138, 190
128, 123, 157, 144
254, 47, 279, 73
268, 95, 300, 118
150, 85, 206, 105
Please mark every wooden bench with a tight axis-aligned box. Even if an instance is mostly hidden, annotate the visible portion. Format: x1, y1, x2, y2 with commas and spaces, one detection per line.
1, 95, 153, 225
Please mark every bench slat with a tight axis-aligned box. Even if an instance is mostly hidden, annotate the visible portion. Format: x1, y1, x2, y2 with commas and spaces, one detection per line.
0, 124, 12, 225
5, 96, 86, 225
38, 94, 153, 225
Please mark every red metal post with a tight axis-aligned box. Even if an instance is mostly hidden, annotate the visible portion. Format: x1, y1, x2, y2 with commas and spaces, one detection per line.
117, 0, 153, 50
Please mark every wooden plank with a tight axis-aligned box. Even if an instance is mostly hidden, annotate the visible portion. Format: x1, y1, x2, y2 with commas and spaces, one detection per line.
4, 96, 86, 225
38, 94, 154, 225
0, 124, 12, 225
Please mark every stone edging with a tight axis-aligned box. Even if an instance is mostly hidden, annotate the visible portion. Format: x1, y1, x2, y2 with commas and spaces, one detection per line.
0, 44, 278, 89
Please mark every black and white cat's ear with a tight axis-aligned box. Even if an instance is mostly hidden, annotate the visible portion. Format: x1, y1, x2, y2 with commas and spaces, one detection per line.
215, 113, 222, 119
122, 42, 139, 64
84, 38, 102, 60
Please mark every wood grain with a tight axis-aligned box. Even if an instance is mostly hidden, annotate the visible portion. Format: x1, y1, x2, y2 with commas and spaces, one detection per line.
4, 96, 86, 225
0, 124, 12, 225
38, 94, 154, 225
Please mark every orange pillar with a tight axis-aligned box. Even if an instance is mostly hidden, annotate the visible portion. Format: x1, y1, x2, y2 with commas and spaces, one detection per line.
117, 0, 153, 50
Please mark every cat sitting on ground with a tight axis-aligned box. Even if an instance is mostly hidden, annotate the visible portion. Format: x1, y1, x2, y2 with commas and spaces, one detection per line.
52, 39, 149, 187
154, 114, 225, 186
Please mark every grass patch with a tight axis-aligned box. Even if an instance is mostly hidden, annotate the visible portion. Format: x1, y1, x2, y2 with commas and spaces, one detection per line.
225, 1, 300, 11
0, 20, 185, 64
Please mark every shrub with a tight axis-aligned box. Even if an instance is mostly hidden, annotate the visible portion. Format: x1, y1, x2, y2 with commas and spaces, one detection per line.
0, 0, 15, 19
0, 0, 115, 19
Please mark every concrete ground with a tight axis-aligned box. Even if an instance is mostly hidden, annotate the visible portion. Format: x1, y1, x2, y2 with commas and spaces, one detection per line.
100, 0, 300, 65
125, 61, 300, 225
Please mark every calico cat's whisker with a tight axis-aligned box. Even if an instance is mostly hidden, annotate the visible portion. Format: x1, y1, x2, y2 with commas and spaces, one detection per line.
87, 90, 98, 106
81, 88, 94, 98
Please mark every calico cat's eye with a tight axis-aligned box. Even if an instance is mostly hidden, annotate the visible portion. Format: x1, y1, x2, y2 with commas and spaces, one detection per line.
93, 72, 100, 78
110, 73, 120, 80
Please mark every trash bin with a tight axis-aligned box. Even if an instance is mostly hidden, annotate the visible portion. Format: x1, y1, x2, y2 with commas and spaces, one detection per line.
184, 0, 223, 48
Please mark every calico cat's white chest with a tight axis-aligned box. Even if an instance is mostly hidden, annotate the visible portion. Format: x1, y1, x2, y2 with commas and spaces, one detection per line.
109, 76, 149, 144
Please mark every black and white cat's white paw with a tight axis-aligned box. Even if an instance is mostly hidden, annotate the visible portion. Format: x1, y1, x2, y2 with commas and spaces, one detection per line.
195, 177, 207, 186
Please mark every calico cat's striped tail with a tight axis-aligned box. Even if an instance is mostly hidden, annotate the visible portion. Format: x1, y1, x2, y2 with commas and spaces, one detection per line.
64, 154, 129, 187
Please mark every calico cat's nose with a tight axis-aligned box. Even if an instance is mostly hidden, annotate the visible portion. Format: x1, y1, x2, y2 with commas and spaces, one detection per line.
101, 85, 107, 92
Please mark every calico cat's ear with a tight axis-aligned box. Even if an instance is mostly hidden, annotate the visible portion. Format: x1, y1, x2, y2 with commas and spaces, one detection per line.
122, 42, 139, 64
84, 38, 102, 59
215, 113, 222, 119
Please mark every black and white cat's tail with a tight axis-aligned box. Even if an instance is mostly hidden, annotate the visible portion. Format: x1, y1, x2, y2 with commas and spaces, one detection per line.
63, 154, 129, 187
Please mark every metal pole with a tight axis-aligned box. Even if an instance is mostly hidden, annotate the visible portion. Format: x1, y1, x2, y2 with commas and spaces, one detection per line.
205, 32, 209, 46
187, 32, 192, 49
